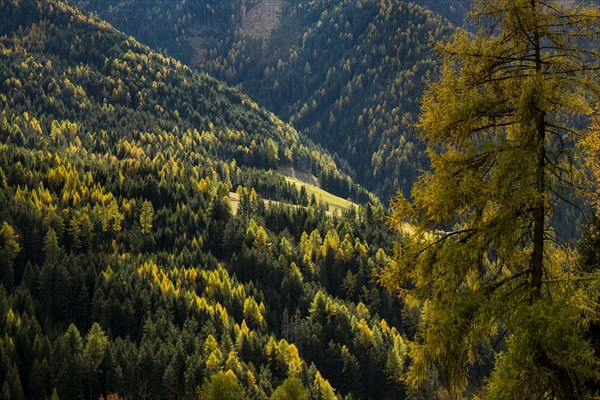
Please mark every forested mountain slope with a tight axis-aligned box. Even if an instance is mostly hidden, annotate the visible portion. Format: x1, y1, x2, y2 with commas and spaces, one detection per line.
228, 0, 455, 199
412, 0, 470, 26
0, 0, 410, 399
76, 0, 457, 201
1, 0, 374, 204
76, 0, 245, 66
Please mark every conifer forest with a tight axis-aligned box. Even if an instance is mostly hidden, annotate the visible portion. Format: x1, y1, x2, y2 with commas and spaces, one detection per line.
0, 0, 599, 399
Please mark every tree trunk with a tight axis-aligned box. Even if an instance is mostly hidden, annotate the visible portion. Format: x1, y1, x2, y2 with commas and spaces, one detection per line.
530, 0, 545, 299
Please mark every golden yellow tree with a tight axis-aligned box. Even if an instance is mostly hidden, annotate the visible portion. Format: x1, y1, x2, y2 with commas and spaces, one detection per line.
380, 0, 600, 398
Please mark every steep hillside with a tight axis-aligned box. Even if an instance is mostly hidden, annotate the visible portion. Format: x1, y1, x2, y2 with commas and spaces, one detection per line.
77, 0, 244, 65
3, 0, 374, 204
77, 0, 285, 68
0, 0, 409, 399
77, 0, 457, 201
207, 0, 456, 200
412, 0, 470, 26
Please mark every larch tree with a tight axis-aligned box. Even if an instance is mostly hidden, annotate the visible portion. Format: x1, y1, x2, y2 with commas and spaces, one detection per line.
140, 200, 154, 235
380, 0, 600, 398
198, 371, 246, 400
270, 376, 309, 400
583, 114, 600, 211
0, 221, 20, 288
0, 222, 20, 259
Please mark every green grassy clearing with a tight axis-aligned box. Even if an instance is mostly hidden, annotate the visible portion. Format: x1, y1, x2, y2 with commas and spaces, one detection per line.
284, 177, 356, 213
228, 176, 357, 215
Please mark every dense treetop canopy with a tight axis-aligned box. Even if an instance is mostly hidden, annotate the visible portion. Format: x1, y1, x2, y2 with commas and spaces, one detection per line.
0, 0, 410, 399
